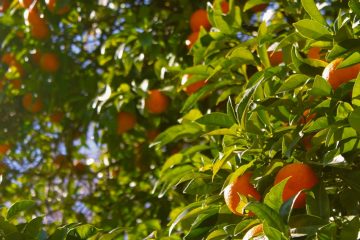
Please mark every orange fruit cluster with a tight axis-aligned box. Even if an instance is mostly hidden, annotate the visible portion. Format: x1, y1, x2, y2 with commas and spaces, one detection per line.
22, 92, 43, 113
224, 163, 318, 217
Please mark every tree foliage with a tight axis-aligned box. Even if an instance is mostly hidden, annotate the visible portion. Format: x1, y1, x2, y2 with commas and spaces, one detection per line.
0, 0, 360, 239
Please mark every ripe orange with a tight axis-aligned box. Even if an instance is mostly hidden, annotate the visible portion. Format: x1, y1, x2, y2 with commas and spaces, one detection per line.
299, 109, 316, 124
24, 7, 43, 25
30, 19, 50, 40
0, 144, 10, 155
221, 1, 229, 14
117, 111, 137, 134
307, 47, 325, 60
1, 53, 15, 65
322, 58, 360, 90
243, 224, 264, 240
22, 93, 43, 113
50, 111, 64, 123
145, 89, 169, 114
186, 31, 199, 49
19, 0, 34, 8
274, 163, 318, 208
268, 51, 283, 66
190, 9, 211, 32
182, 74, 207, 95
0, 0, 9, 12
40, 52, 60, 73
45, 0, 70, 15
224, 172, 261, 215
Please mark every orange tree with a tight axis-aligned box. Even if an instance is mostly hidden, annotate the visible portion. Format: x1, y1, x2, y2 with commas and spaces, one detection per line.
0, 0, 360, 239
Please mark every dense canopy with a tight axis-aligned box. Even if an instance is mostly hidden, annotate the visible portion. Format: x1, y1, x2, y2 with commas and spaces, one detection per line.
0, 0, 360, 239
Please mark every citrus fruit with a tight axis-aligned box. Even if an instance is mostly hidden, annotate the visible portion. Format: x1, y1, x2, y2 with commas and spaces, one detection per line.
50, 111, 64, 123
0, 144, 10, 155
30, 19, 50, 40
145, 89, 169, 114
0, 0, 9, 12
224, 172, 261, 215
243, 224, 264, 240
182, 74, 207, 95
186, 31, 199, 49
24, 7, 43, 25
117, 111, 137, 134
22, 93, 43, 113
300, 109, 316, 124
322, 58, 360, 90
274, 163, 318, 208
40, 52, 60, 73
307, 47, 325, 60
1, 53, 15, 65
221, 1, 229, 14
268, 51, 283, 66
190, 9, 211, 32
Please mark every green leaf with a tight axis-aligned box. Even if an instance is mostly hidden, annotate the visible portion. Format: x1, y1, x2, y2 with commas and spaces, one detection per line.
245, 202, 289, 234
264, 178, 288, 212
309, 75, 332, 96
349, 0, 360, 16
263, 223, 288, 240
151, 123, 203, 147
196, 112, 235, 128
71, 224, 99, 239
181, 80, 234, 113
337, 52, 360, 69
352, 73, 360, 107
293, 20, 332, 41
327, 39, 360, 60
349, 108, 360, 133
206, 229, 228, 240
276, 74, 309, 93
227, 46, 255, 65
306, 183, 330, 220
22, 217, 43, 240
7, 200, 35, 220
339, 216, 360, 240
301, 0, 326, 25
336, 102, 353, 120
